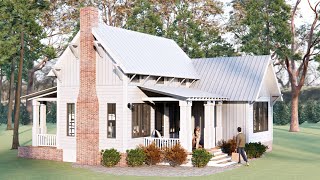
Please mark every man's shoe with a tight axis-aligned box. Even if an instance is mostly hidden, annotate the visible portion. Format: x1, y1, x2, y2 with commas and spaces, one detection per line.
246, 162, 250, 166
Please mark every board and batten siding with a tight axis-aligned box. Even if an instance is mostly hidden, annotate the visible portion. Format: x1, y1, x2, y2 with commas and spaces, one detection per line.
125, 85, 156, 150
221, 102, 248, 141
247, 97, 273, 149
96, 51, 127, 152
55, 47, 79, 162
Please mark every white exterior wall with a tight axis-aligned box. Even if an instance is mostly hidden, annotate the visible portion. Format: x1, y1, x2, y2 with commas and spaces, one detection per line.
56, 46, 79, 162
221, 102, 248, 141
247, 97, 273, 148
96, 53, 127, 152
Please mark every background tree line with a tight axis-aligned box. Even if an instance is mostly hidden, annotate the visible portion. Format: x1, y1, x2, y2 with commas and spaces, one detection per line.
0, 0, 320, 149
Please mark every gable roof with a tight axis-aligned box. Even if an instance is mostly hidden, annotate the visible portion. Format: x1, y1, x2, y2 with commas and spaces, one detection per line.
92, 23, 199, 79
192, 55, 273, 101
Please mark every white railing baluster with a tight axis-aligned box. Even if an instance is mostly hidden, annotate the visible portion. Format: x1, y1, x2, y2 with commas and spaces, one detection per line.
143, 137, 179, 150
36, 134, 56, 147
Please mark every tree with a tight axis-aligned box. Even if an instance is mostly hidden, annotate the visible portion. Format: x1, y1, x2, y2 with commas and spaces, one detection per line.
285, 0, 320, 132
0, 0, 48, 148
229, 0, 292, 88
230, 0, 320, 132
126, 0, 163, 36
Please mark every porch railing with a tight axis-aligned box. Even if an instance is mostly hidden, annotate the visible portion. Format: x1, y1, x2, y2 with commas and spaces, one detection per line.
144, 137, 180, 150
37, 134, 56, 147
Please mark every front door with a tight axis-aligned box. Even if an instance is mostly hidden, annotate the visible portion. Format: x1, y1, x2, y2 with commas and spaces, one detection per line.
154, 103, 164, 136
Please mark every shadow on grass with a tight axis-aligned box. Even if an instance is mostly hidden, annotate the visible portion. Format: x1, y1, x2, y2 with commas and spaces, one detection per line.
274, 127, 320, 136
19, 128, 31, 135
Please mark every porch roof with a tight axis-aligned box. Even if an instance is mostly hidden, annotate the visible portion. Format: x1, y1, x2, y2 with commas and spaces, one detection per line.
20, 87, 57, 101
139, 85, 228, 101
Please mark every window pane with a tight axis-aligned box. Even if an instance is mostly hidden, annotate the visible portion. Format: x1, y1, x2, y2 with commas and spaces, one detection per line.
107, 103, 116, 138
132, 103, 150, 138
67, 103, 75, 137
253, 102, 268, 133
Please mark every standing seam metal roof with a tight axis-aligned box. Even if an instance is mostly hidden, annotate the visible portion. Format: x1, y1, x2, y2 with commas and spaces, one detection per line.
92, 23, 199, 79
192, 55, 271, 101
139, 85, 228, 101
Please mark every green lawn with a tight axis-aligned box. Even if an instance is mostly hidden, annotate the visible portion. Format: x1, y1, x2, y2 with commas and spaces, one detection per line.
0, 123, 319, 180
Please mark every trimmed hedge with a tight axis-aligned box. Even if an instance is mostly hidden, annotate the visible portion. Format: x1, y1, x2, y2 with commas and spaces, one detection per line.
191, 149, 213, 167
142, 143, 162, 165
126, 147, 146, 167
101, 148, 121, 167
164, 144, 187, 167
244, 142, 268, 159
217, 137, 237, 156
273, 100, 320, 125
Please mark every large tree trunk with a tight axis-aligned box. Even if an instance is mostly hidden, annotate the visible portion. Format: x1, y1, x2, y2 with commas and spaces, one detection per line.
6, 58, 15, 130
26, 70, 35, 124
12, 32, 24, 149
289, 86, 300, 132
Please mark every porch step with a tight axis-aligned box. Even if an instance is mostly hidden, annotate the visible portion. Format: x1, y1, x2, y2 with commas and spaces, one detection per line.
211, 153, 228, 160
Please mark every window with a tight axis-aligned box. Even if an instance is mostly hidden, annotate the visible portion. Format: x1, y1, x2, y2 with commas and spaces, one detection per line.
253, 102, 268, 133
107, 103, 116, 138
67, 103, 75, 136
132, 103, 151, 138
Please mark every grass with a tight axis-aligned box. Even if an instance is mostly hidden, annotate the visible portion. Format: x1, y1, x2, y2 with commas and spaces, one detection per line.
0, 123, 319, 180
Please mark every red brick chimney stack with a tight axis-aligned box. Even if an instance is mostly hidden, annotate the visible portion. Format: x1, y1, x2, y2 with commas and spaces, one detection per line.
76, 7, 100, 165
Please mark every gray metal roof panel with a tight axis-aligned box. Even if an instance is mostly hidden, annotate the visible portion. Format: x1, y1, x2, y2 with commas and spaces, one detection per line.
92, 23, 199, 79
192, 55, 271, 101
139, 85, 227, 100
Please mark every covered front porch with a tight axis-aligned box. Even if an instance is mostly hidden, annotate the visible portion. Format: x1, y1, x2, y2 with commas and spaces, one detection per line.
139, 85, 227, 152
21, 87, 57, 147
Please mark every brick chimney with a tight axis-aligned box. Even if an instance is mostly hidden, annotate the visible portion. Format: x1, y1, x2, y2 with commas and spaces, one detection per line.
76, 7, 100, 165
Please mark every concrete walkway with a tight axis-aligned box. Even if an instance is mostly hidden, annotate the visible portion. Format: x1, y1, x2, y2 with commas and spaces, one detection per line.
73, 163, 242, 177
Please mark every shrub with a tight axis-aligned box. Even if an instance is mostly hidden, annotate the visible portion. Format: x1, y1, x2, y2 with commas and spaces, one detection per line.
273, 101, 290, 125
164, 144, 187, 167
305, 101, 320, 123
298, 103, 307, 125
20, 104, 30, 125
142, 143, 162, 165
191, 149, 213, 168
217, 137, 237, 156
101, 148, 121, 167
126, 147, 146, 167
244, 142, 268, 159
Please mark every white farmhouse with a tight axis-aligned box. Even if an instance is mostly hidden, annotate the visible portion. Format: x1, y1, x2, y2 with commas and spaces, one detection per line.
19, 7, 281, 165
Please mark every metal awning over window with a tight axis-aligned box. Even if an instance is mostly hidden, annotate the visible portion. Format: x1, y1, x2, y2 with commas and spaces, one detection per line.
139, 85, 228, 101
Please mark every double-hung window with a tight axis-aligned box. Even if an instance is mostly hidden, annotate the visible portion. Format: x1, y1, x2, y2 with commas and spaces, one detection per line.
107, 103, 116, 138
253, 102, 268, 133
67, 103, 75, 136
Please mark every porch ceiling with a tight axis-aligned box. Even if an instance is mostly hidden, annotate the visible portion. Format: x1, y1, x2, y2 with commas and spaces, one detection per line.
20, 86, 57, 101
139, 85, 228, 101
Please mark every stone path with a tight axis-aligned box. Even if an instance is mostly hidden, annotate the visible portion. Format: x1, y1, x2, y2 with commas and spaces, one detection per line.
73, 163, 243, 177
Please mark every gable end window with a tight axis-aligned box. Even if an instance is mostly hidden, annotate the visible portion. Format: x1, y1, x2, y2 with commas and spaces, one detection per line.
67, 103, 75, 137
132, 103, 151, 138
107, 103, 116, 138
253, 102, 268, 133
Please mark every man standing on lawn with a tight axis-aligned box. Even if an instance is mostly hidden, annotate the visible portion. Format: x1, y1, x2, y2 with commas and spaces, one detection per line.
236, 127, 249, 166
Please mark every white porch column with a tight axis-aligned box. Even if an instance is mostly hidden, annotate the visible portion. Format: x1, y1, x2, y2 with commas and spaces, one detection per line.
39, 103, 47, 134
215, 101, 223, 143
204, 101, 215, 149
163, 103, 170, 138
179, 100, 192, 152
32, 100, 40, 146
